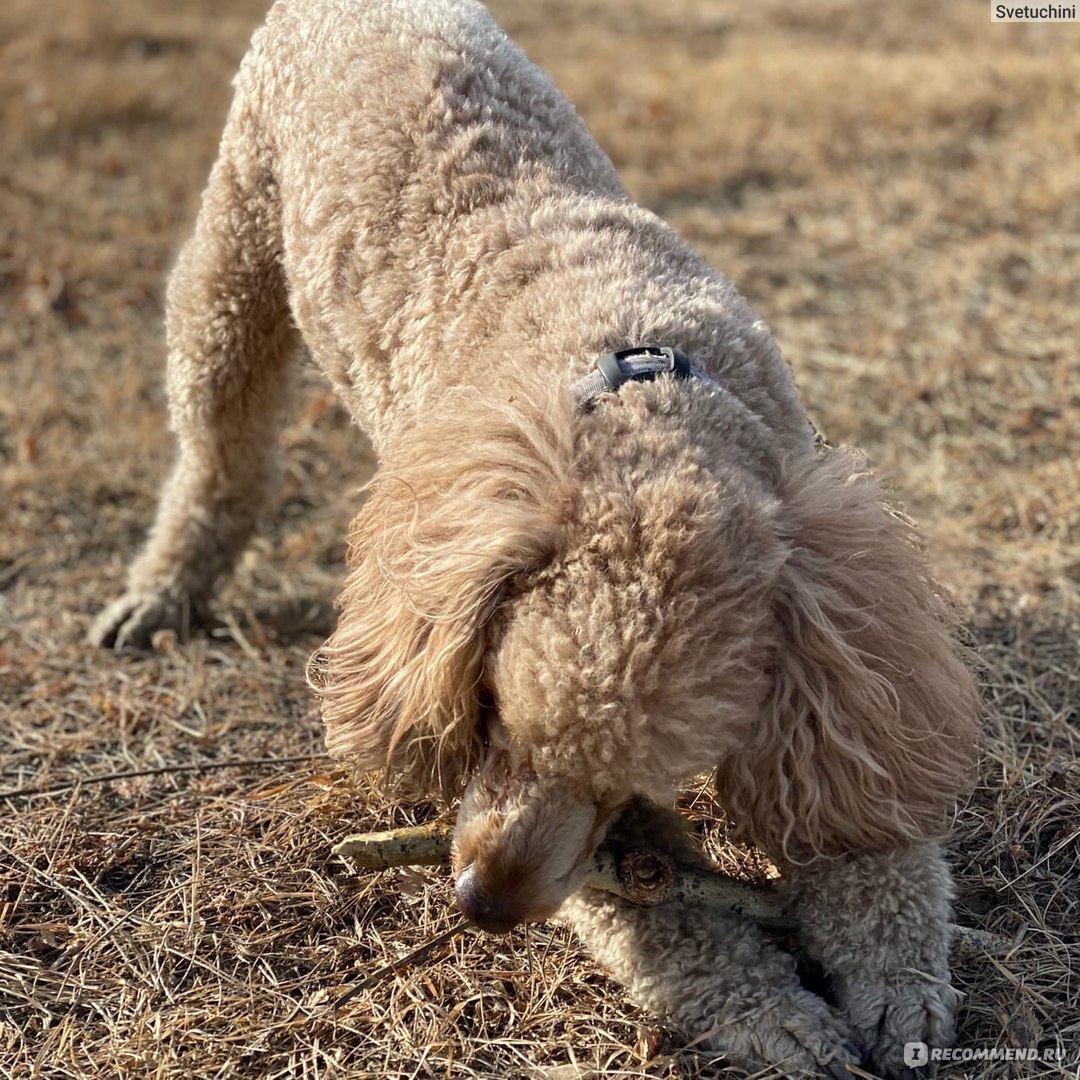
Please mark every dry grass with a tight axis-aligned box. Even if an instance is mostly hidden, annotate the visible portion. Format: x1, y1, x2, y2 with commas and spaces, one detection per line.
1, 0, 1078, 1076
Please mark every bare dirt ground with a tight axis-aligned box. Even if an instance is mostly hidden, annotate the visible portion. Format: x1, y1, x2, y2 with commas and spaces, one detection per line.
1, 0, 1077, 1076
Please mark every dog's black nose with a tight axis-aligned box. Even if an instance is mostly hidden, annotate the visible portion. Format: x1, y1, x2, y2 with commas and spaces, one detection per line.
455, 865, 519, 934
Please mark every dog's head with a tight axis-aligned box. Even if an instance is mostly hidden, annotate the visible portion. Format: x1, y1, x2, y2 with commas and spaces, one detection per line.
312, 377, 979, 929
310, 378, 775, 929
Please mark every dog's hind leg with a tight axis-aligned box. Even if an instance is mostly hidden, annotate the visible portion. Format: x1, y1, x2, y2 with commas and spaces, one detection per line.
91, 110, 296, 649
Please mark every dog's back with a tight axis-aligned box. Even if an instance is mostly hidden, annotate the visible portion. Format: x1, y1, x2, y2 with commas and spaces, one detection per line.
221, 0, 807, 455
233, 0, 631, 440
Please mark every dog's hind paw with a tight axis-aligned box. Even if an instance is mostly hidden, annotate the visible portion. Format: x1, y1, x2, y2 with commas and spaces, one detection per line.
842, 974, 957, 1079
89, 590, 203, 650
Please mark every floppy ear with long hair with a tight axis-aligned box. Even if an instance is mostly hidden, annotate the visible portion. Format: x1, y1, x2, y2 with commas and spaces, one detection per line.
310, 383, 574, 796
716, 449, 980, 861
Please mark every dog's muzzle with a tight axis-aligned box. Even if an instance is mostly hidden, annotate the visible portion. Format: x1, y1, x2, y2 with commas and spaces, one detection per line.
453, 863, 522, 934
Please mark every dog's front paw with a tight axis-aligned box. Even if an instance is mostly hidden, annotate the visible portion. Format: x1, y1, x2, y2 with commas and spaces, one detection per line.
703, 990, 859, 1078
841, 974, 957, 1078
89, 590, 202, 650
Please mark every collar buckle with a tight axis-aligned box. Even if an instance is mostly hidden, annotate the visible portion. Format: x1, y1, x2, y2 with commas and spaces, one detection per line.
597, 346, 693, 393
572, 344, 716, 410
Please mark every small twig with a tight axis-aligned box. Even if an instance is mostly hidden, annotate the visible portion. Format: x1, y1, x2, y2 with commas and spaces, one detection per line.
950, 924, 1018, 956
333, 917, 469, 1009
0, 754, 325, 801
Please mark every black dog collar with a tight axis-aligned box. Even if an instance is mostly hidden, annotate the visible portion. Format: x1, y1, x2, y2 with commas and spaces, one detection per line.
571, 345, 720, 410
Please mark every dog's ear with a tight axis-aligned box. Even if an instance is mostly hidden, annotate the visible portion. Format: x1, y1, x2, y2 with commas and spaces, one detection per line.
310, 384, 573, 796
716, 449, 980, 861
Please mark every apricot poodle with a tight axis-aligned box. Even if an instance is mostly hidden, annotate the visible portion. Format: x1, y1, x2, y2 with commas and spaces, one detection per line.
91, 0, 980, 1074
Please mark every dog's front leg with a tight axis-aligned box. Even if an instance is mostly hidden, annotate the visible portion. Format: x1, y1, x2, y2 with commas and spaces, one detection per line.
91, 105, 296, 650
560, 887, 857, 1077
556, 802, 856, 1076
782, 843, 959, 1078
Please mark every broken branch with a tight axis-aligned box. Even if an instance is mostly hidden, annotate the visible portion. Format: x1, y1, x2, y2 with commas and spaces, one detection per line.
331, 824, 1008, 954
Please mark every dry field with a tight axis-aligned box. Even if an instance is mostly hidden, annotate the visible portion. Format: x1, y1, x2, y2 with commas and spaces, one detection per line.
1, 0, 1077, 1076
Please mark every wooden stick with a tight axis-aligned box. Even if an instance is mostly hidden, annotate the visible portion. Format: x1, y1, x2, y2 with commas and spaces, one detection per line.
332, 824, 1009, 954
333, 825, 791, 925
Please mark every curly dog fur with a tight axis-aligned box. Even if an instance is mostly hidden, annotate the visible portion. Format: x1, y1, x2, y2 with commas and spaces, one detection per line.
91, 0, 981, 1074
